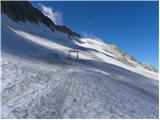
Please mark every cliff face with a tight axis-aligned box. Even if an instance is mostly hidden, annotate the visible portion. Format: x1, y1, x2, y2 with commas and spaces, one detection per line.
1, 1, 80, 37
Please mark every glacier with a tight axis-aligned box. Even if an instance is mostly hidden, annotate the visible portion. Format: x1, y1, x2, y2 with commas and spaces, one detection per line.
1, 14, 159, 119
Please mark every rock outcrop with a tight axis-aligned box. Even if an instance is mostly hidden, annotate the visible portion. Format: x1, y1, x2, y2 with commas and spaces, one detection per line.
1, 1, 80, 38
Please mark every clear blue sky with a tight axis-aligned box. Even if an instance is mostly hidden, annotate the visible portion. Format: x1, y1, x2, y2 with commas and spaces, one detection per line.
32, 1, 159, 69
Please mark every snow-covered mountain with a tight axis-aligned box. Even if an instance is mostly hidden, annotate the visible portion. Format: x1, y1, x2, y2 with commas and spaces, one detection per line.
1, 1, 159, 119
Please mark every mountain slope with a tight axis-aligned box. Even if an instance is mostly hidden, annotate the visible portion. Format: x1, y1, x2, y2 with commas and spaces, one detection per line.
1, 1, 159, 119
1, 1, 80, 37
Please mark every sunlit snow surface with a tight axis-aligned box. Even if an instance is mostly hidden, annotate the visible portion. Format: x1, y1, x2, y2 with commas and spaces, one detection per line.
1, 14, 159, 118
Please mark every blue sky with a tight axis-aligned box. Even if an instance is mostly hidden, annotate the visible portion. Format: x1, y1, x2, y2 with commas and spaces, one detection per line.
32, 1, 159, 69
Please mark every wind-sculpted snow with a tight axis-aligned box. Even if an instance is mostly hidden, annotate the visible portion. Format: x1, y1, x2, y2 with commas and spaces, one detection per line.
1, 53, 158, 118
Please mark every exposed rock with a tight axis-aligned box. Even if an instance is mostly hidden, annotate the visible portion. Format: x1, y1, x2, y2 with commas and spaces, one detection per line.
55, 25, 80, 38
104, 44, 158, 72
1, 1, 80, 38
104, 44, 140, 64
142, 63, 158, 72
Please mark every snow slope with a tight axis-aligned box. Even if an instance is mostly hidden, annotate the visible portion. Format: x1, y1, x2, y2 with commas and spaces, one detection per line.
1, 14, 159, 119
